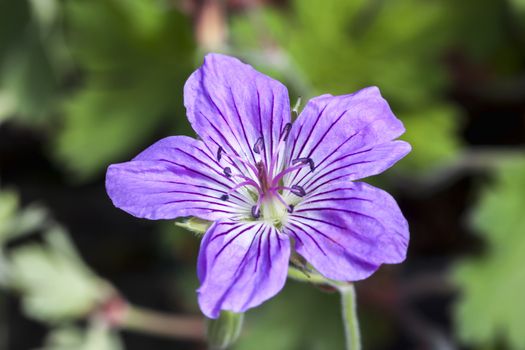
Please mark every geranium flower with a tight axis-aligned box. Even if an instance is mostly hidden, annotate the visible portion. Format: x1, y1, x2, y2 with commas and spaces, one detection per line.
106, 54, 410, 318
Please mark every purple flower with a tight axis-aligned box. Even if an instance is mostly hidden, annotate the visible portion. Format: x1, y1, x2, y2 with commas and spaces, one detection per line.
106, 54, 410, 318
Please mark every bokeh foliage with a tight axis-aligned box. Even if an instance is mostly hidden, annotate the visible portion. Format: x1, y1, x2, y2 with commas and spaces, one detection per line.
454, 161, 525, 349
1, 0, 525, 349
54, 0, 195, 180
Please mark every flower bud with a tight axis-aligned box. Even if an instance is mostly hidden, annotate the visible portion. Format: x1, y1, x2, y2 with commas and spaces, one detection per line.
207, 311, 244, 350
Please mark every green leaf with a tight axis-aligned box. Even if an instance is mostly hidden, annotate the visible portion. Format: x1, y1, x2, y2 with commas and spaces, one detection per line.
0, 189, 49, 245
43, 321, 123, 350
54, 0, 195, 180
0, 0, 63, 124
9, 227, 108, 323
454, 160, 525, 349
399, 105, 462, 171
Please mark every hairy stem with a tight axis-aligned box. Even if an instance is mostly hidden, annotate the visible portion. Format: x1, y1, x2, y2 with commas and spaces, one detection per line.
339, 284, 361, 350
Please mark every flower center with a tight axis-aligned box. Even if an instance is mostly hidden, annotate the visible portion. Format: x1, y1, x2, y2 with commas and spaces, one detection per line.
260, 194, 289, 228
217, 123, 314, 227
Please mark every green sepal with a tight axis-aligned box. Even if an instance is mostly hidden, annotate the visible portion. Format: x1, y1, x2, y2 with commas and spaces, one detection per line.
175, 217, 213, 236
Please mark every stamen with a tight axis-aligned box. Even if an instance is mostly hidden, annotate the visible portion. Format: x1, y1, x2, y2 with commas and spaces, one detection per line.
290, 185, 306, 197
271, 158, 315, 186
281, 123, 292, 142
219, 180, 263, 201
217, 146, 223, 162
251, 205, 260, 219
223, 167, 232, 177
287, 204, 294, 213
269, 124, 292, 177
253, 137, 264, 154
292, 157, 315, 172
222, 151, 259, 176
272, 185, 306, 197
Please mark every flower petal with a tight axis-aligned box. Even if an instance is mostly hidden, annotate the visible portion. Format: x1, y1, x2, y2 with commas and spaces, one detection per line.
284, 87, 409, 188
106, 136, 251, 221
184, 54, 291, 167
197, 220, 290, 318
300, 141, 411, 194
284, 181, 409, 281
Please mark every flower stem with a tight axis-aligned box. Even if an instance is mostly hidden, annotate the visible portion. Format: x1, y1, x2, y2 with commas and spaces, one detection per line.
119, 305, 206, 341
339, 284, 361, 350
287, 267, 362, 349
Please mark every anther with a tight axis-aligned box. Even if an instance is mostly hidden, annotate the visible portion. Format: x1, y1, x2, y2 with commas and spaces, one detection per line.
290, 185, 306, 197
253, 137, 264, 154
251, 205, 260, 219
223, 167, 232, 177
287, 204, 295, 213
220, 194, 229, 201
281, 123, 292, 141
292, 157, 315, 172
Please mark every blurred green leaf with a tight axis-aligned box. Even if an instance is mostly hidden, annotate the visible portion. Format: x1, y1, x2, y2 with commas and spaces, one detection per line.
9, 227, 108, 323
0, 189, 48, 245
454, 160, 525, 349
399, 105, 462, 171
0, 0, 63, 124
233, 0, 450, 105
54, 0, 195, 181
43, 321, 123, 350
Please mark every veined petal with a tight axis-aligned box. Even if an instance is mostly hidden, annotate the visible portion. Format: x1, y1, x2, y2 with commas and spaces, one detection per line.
184, 54, 291, 167
284, 87, 408, 188
106, 136, 251, 221
284, 181, 409, 281
299, 141, 411, 194
197, 220, 290, 318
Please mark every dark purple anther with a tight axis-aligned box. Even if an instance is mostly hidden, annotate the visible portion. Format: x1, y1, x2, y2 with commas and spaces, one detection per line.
287, 204, 294, 213
223, 167, 232, 177
290, 185, 306, 197
251, 205, 260, 219
253, 137, 264, 154
217, 146, 223, 162
220, 194, 229, 201
281, 123, 292, 141
292, 157, 315, 172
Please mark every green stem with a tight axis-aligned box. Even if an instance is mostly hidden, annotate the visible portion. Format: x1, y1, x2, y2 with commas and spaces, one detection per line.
120, 305, 206, 341
287, 267, 331, 285
287, 267, 362, 350
339, 284, 361, 350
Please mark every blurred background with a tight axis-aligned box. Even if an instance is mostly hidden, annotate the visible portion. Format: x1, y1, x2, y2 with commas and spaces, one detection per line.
1, 0, 525, 349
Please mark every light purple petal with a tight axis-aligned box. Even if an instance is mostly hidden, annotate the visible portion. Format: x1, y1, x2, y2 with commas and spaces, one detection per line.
299, 140, 411, 194
106, 136, 250, 221
283, 181, 409, 281
184, 54, 291, 167
197, 220, 290, 318
284, 87, 409, 188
